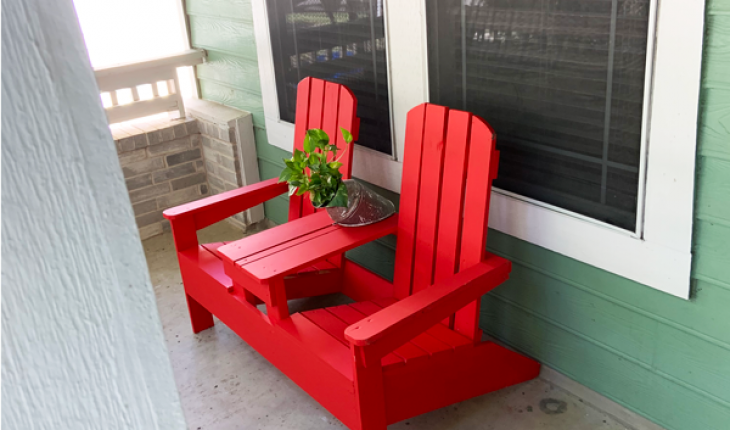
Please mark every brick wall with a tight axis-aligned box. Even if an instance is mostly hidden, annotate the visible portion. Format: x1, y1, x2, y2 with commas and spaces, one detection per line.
112, 117, 209, 240
198, 119, 247, 230
186, 99, 265, 230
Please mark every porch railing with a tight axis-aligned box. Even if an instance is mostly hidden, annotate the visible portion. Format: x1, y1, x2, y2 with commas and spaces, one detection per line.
94, 49, 206, 124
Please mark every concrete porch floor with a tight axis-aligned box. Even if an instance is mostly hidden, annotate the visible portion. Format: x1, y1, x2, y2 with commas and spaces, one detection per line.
144, 221, 639, 430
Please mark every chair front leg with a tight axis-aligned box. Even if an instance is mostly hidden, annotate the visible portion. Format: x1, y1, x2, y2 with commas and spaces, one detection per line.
169, 214, 216, 334
352, 345, 387, 430
186, 293, 214, 333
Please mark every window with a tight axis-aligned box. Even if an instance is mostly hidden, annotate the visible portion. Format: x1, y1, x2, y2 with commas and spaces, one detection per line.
427, 0, 650, 232
253, 0, 704, 298
265, 0, 393, 155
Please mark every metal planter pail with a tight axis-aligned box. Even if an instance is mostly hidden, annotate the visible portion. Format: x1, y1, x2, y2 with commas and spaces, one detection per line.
325, 179, 395, 227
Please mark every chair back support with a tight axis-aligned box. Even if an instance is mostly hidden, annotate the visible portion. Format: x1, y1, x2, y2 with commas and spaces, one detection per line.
393, 103, 500, 299
288, 77, 359, 221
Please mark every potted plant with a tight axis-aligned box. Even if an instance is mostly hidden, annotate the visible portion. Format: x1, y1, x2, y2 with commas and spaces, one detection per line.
279, 127, 395, 226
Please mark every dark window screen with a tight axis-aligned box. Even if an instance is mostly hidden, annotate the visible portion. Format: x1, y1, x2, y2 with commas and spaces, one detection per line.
426, 0, 650, 231
266, 0, 392, 155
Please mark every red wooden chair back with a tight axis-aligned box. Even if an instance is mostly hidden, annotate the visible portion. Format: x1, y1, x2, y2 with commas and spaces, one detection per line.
288, 77, 359, 221
393, 103, 500, 340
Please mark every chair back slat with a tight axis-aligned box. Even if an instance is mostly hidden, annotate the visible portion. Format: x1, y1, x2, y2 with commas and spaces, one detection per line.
289, 78, 358, 221
411, 105, 448, 294
393, 103, 499, 339
433, 110, 472, 284
452, 117, 498, 339
459, 117, 497, 269
392, 104, 428, 299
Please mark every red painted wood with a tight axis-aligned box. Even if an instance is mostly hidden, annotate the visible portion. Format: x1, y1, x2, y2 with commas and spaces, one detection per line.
167, 213, 198, 252
369, 297, 397, 307
266, 277, 289, 321
164, 178, 287, 230
302, 79, 327, 218
370, 298, 472, 351
283, 269, 342, 300
325, 306, 403, 367
325, 83, 358, 268
434, 110, 471, 284
341, 260, 394, 301
180, 255, 356, 379
348, 301, 428, 364
186, 294, 214, 333
335, 85, 357, 183
308, 78, 326, 130
424, 324, 472, 350
290, 77, 312, 221
234, 225, 338, 267
352, 344, 387, 430
234, 215, 398, 282
367, 298, 452, 357
433, 110, 471, 328
177, 251, 361, 428
286, 78, 357, 223
344, 254, 511, 355
459, 116, 496, 271
183, 246, 234, 292
218, 211, 333, 265
165, 100, 540, 430
278, 314, 354, 379
383, 341, 540, 425
322, 81, 342, 162
453, 115, 498, 340
302, 308, 350, 343
392, 104, 427, 299
411, 104, 448, 294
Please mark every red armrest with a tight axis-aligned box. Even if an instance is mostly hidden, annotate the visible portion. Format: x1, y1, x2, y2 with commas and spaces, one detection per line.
163, 178, 287, 230
344, 253, 511, 357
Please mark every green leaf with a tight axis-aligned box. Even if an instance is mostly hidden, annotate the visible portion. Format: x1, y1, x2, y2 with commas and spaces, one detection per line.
304, 129, 330, 153
340, 127, 353, 144
328, 161, 342, 170
303, 133, 314, 153
278, 167, 293, 183
288, 185, 298, 196
293, 149, 305, 163
327, 182, 348, 208
310, 128, 329, 144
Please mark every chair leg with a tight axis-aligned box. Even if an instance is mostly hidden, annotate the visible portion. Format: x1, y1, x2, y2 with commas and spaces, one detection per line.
186, 293, 214, 333
353, 346, 387, 430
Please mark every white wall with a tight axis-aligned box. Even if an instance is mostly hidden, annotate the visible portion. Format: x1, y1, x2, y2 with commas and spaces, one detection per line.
1, 0, 187, 428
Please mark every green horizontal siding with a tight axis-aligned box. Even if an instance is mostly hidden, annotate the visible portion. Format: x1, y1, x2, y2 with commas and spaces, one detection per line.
186, 0, 254, 23
188, 1, 730, 429
196, 50, 261, 95
189, 15, 257, 59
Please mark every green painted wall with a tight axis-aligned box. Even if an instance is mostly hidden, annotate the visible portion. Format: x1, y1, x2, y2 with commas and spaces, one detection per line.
187, 1, 730, 429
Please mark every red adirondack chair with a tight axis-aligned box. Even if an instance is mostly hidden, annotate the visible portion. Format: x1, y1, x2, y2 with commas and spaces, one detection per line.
163, 77, 359, 329
164, 101, 540, 429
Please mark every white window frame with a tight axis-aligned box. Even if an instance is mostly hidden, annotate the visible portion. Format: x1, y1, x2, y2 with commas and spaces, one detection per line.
252, 0, 704, 299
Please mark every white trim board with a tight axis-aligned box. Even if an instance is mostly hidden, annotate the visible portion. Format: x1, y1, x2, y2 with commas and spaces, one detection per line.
250, 0, 704, 298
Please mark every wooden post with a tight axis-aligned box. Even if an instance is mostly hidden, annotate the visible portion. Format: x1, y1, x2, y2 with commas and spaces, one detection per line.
265, 277, 290, 322
352, 345, 387, 430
